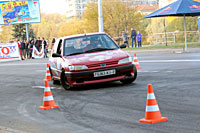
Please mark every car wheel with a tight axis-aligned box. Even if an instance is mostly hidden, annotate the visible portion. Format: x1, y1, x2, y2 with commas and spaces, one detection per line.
120, 64, 137, 84
53, 79, 60, 85
61, 70, 71, 90
49, 67, 60, 85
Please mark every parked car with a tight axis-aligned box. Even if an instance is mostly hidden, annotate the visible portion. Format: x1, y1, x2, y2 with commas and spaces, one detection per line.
49, 32, 137, 90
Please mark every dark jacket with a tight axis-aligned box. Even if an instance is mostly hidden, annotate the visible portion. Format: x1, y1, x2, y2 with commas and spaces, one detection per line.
20, 42, 25, 49
36, 40, 42, 47
25, 42, 29, 50
131, 30, 137, 38
29, 40, 34, 49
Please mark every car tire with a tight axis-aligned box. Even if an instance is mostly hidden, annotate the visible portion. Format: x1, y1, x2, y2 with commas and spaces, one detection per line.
53, 79, 60, 85
61, 70, 71, 90
49, 67, 60, 85
120, 64, 137, 84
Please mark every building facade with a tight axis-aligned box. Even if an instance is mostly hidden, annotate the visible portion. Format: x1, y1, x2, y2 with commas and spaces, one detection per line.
159, 0, 176, 8
133, 0, 159, 14
132, 0, 158, 5
66, 0, 97, 19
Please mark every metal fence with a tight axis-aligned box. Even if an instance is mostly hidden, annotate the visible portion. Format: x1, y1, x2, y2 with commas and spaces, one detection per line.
113, 31, 200, 47
143, 31, 200, 46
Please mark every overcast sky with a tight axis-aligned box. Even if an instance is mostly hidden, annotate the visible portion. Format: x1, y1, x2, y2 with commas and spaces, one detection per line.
39, 0, 66, 14
0, 0, 66, 14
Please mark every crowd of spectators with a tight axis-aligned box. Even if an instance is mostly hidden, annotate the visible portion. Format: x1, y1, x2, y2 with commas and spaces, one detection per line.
11, 37, 49, 60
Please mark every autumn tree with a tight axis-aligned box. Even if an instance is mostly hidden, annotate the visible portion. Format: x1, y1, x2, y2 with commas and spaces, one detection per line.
167, 16, 199, 43
32, 13, 66, 47
57, 18, 86, 37
0, 25, 13, 43
82, 0, 144, 39
12, 24, 35, 41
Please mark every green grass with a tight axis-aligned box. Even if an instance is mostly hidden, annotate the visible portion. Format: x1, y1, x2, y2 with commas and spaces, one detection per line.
124, 42, 200, 50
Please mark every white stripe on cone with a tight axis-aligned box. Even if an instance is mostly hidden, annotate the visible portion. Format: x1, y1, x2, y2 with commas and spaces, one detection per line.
46, 73, 51, 76
43, 96, 54, 101
147, 93, 156, 99
146, 105, 160, 112
44, 87, 51, 92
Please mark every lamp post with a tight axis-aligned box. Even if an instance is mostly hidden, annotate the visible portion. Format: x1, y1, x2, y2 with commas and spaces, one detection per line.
98, 0, 103, 32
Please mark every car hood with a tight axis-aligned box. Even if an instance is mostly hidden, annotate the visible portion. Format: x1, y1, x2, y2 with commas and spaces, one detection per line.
63, 49, 129, 65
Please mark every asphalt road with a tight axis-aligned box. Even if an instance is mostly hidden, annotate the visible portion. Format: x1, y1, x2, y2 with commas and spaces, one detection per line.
0, 49, 200, 133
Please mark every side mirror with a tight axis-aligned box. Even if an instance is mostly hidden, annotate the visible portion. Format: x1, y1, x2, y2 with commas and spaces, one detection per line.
52, 53, 62, 58
120, 44, 126, 49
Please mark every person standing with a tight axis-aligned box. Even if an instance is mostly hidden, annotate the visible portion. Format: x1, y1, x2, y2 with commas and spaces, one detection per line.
136, 31, 142, 47
131, 27, 137, 48
121, 31, 129, 48
42, 37, 48, 58
24, 40, 29, 59
20, 40, 25, 59
15, 39, 23, 60
28, 37, 34, 58
36, 37, 42, 52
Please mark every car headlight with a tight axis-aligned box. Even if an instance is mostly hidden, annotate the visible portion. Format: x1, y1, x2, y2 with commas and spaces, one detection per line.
68, 65, 88, 71
118, 57, 132, 64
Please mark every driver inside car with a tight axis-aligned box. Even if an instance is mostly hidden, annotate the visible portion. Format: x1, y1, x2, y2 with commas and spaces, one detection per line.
84, 37, 102, 51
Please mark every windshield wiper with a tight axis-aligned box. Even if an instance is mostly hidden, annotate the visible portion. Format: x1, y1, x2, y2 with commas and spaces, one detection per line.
85, 48, 115, 53
66, 52, 84, 56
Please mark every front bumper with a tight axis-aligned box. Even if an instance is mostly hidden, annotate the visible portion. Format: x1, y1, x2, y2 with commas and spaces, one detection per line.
65, 64, 135, 85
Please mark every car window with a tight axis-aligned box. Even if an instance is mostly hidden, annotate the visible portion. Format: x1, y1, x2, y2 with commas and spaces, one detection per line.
52, 39, 59, 54
56, 39, 62, 54
101, 34, 119, 49
64, 34, 119, 56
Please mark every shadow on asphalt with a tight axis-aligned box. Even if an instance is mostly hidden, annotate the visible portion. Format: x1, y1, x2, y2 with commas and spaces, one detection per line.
66, 82, 136, 91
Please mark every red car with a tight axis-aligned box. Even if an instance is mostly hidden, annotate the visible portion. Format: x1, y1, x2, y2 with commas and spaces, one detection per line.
49, 32, 137, 90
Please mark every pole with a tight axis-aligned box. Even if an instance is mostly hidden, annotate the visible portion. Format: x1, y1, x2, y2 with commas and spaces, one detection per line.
164, 18, 167, 46
25, 23, 29, 41
98, 0, 103, 32
184, 15, 187, 51
174, 33, 176, 44
198, 17, 200, 42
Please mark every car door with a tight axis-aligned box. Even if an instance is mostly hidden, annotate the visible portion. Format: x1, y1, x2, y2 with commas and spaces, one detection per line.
49, 39, 63, 80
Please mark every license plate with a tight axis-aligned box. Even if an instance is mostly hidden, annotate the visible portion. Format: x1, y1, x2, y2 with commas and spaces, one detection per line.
94, 69, 116, 77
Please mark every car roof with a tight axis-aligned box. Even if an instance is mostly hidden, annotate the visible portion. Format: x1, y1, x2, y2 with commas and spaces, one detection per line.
58, 32, 106, 40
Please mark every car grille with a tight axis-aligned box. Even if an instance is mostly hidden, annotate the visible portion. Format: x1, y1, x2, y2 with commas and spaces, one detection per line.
87, 61, 118, 68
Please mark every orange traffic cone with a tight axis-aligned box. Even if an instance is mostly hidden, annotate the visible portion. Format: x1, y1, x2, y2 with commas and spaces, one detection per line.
139, 84, 168, 124
40, 79, 59, 110
132, 53, 142, 69
45, 64, 52, 81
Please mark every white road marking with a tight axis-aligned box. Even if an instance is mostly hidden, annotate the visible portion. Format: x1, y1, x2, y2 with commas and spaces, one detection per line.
0, 63, 46, 66
138, 71, 173, 73
32, 86, 61, 90
138, 71, 159, 73
138, 71, 149, 72
152, 71, 159, 72
36, 70, 46, 72
166, 71, 173, 73
141, 59, 200, 63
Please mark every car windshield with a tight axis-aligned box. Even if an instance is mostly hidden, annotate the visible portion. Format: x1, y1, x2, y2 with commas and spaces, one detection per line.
64, 34, 119, 56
